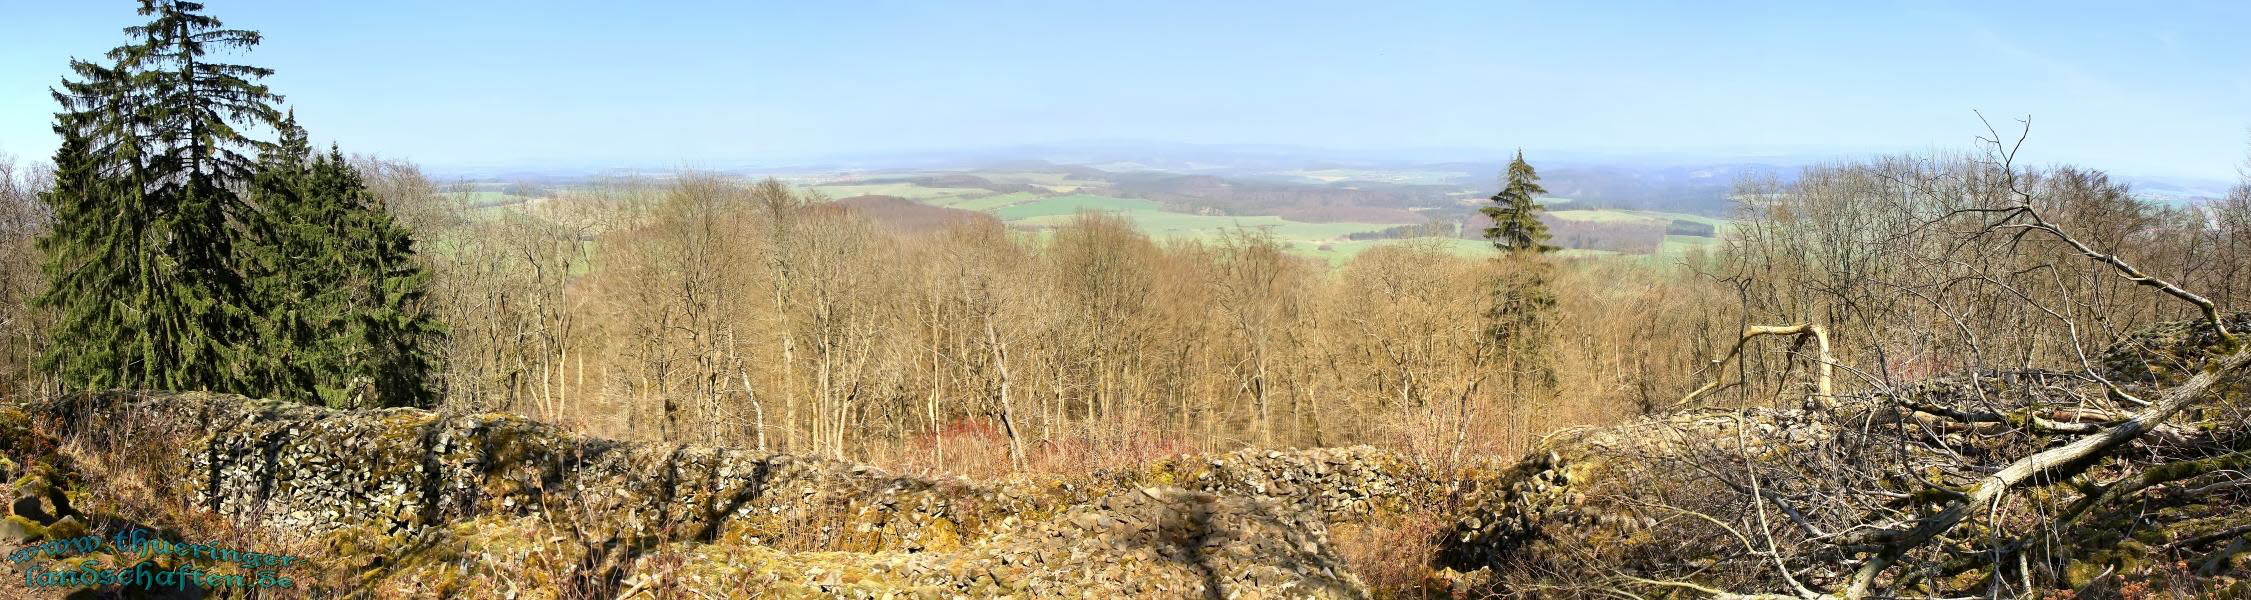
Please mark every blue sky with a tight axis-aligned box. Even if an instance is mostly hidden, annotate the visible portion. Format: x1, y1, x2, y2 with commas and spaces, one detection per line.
3, 1, 2247, 179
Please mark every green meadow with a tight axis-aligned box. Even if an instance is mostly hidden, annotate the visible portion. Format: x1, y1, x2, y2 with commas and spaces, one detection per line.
992, 194, 1165, 219
806, 183, 991, 203
975, 171, 1096, 192
795, 179, 1727, 266
1546, 208, 1727, 229
1008, 202, 1397, 242
946, 191, 1045, 211
441, 190, 535, 207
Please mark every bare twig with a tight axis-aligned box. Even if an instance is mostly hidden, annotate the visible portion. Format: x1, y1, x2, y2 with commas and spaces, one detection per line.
1677, 324, 1834, 409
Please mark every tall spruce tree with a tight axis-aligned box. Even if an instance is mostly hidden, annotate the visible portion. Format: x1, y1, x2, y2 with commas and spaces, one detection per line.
36, 128, 151, 391
42, 0, 282, 394
309, 146, 441, 408
45, 1, 440, 407
1482, 151, 1559, 400
243, 114, 335, 402
244, 118, 443, 408
1481, 150, 1557, 254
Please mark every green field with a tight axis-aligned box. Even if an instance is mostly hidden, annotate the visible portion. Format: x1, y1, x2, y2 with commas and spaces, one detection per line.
437, 191, 539, 222
806, 183, 991, 203
1013, 207, 1396, 242
986, 192, 1420, 262
441, 191, 535, 207
1542, 207, 1729, 261
974, 171, 1095, 192
992, 194, 1165, 219
1546, 209, 1652, 223
1654, 234, 1719, 259
799, 179, 1731, 268
947, 191, 1043, 211
1545, 208, 1725, 228
1021, 192, 1729, 265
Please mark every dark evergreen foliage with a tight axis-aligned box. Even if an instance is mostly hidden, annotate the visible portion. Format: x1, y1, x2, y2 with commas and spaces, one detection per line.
244, 118, 444, 409
1481, 152, 1559, 392
242, 114, 329, 402
42, 1, 440, 408
36, 130, 149, 391
1481, 151, 1557, 254
305, 148, 441, 409
41, 0, 280, 394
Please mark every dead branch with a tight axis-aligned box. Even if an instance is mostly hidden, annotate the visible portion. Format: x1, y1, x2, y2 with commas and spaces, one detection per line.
1677, 324, 1834, 409
1965, 112, 2236, 345
1980, 209, 2236, 345
1843, 341, 2251, 598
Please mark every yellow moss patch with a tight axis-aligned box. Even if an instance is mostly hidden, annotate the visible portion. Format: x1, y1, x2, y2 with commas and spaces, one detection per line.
919, 517, 962, 552
3, 514, 46, 539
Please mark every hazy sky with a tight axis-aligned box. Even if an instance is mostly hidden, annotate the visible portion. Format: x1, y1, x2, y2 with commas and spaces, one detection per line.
4, 1, 2248, 179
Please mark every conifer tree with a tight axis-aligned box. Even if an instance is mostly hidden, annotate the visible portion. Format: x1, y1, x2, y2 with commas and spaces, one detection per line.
316, 147, 442, 408
41, 0, 283, 394
243, 117, 443, 408
1481, 150, 1557, 254
36, 128, 153, 391
34, 1, 447, 407
243, 114, 337, 402
1482, 151, 1559, 404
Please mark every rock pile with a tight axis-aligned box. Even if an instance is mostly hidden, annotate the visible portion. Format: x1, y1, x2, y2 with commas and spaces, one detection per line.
0, 455, 89, 546
17, 391, 1399, 597
619, 486, 1364, 599
1128, 446, 1447, 522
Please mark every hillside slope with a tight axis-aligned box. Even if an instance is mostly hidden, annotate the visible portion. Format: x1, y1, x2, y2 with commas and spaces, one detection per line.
0, 315, 2241, 598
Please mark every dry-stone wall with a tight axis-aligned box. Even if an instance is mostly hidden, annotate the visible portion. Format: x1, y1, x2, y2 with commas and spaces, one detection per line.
12, 391, 1459, 597
1127, 446, 1449, 521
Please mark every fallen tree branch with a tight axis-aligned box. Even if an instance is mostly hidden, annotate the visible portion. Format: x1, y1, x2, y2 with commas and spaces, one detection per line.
1843, 341, 2251, 598
1992, 218, 2235, 345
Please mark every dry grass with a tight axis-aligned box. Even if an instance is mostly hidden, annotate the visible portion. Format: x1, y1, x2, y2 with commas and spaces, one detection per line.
13, 396, 341, 594
860, 415, 1209, 480
1332, 512, 1476, 599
